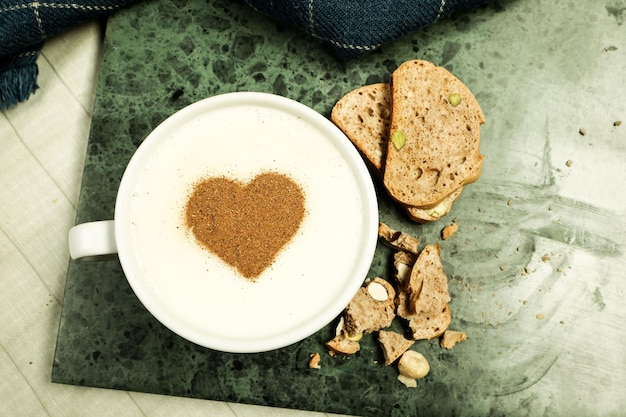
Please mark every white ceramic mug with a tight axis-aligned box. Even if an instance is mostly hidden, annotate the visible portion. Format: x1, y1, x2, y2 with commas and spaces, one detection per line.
68, 92, 379, 353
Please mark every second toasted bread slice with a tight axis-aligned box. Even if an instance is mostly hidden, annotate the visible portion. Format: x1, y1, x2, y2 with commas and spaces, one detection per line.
331, 83, 391, 173
383, 60, 485, 208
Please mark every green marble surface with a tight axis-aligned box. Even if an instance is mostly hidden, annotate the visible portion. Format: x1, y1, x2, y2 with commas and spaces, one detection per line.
53, 0, 626, 416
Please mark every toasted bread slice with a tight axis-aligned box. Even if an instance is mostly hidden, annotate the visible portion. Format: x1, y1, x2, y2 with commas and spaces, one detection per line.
331, 83, 391, 173
331, 82, 463, 222
383, 60, 485, 208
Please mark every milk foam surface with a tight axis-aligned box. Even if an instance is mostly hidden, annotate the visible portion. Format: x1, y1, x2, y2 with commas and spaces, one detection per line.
129, 103, 368, 342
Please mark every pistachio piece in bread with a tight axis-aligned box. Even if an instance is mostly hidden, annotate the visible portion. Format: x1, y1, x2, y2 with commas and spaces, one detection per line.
383, 60, 485, 208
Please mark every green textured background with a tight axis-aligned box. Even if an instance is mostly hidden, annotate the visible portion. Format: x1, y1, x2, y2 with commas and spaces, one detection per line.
52, 0, 626, 416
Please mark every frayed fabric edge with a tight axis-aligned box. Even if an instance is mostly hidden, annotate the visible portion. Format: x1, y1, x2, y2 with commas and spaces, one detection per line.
0, 51, 40, 110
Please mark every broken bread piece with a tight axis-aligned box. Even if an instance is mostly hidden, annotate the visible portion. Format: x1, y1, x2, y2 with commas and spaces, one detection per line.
401, 244, 450, 315
378, 222, 420, 254
330, 83, 391, 173
396, 244, 452, 340
383, 60, 485, 208
343, 278, 396, 337
440, 330, 468, 349
378, 330, 415, 365
326, 335, 361, 355
405, 303, 452, 341
326, 278, 395, 356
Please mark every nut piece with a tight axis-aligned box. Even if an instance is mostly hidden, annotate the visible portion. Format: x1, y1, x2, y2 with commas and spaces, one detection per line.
367, 281, 389, 301
448, 93, 462, 106
397, 350, 430, 379
391, 130, 406, 150
397, 374, 418, 388
334, 316, 363, 341
393, 250, 417, 288
440, 330, 468, 349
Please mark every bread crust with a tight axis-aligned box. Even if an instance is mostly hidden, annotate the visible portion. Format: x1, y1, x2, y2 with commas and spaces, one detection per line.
404, 186, 463, 223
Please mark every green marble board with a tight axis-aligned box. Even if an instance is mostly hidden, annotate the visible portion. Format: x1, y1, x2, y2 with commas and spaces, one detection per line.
53, 0, 626, 416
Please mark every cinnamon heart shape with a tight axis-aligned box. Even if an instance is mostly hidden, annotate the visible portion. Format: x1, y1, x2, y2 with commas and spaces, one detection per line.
185, 172, 306, 280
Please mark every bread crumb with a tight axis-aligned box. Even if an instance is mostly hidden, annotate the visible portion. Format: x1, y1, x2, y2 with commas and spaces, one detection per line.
542, 254, 551, 262
579, 128, 587, 136
309, 352, 321, 369
536, 313, 545, 320
565, 159, 573, 167
441, 223, 458, 240
614, 120, 622, 126
440, 330, 468, 349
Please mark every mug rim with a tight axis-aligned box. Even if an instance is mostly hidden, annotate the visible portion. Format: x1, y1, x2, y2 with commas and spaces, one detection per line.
113, 92, 379, 353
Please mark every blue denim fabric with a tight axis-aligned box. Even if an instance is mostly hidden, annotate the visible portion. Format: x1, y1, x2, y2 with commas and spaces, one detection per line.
0, 0, 490, 108
0, 0, 142, 108
245, 0, 492, 58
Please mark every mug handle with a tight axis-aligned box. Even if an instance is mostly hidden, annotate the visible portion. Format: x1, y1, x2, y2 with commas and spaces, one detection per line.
68, 220, 118, 260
